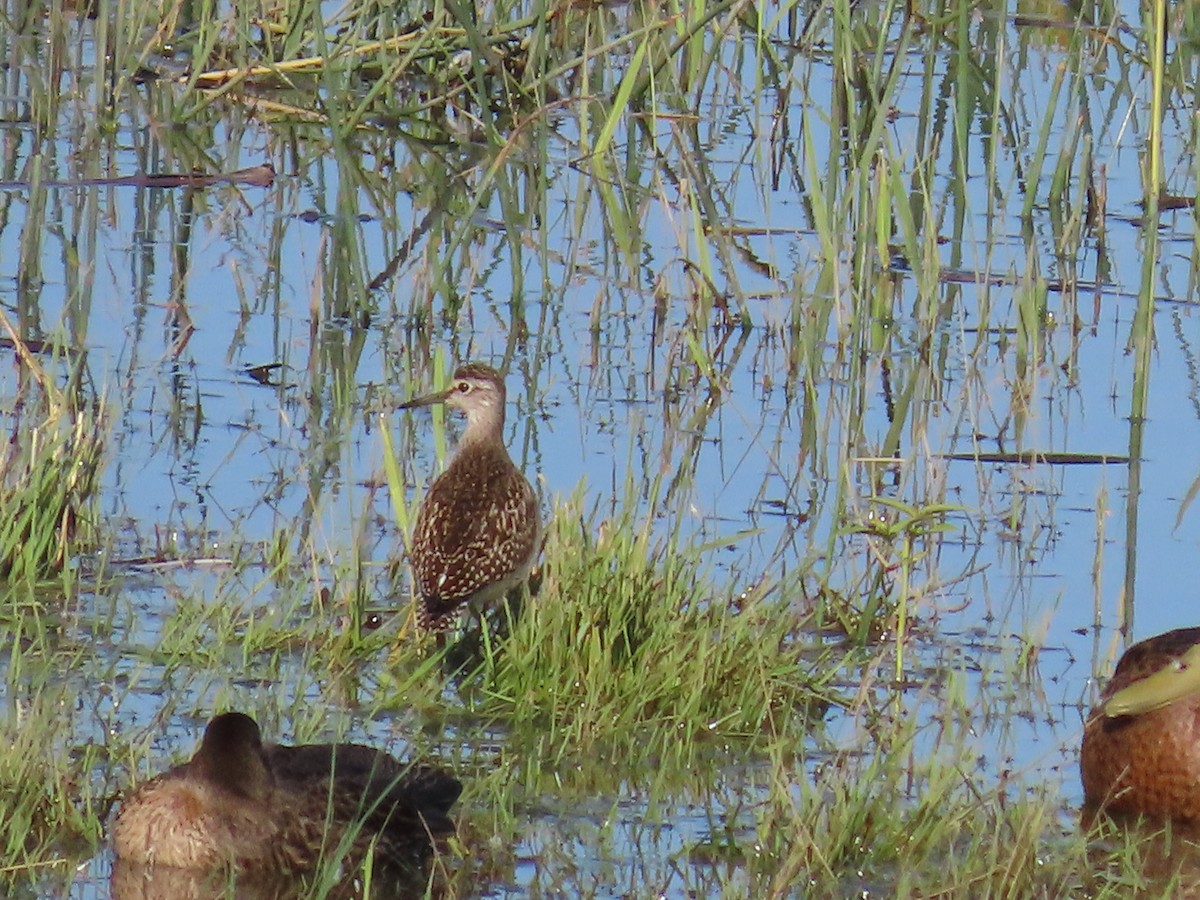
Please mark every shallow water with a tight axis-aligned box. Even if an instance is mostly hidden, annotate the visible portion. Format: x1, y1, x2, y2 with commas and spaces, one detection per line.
3, 0, 1200, 895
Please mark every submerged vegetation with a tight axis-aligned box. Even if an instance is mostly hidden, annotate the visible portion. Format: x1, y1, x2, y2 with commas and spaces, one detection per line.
1, 0, 1199, 896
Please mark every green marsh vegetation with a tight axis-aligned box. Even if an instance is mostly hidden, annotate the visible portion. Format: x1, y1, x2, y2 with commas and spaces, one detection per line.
1, 0, 1199, 895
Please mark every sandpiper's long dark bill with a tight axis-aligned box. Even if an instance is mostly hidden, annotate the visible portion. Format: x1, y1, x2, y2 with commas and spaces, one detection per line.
397, 384, 465, 410
397, 363, 542, 631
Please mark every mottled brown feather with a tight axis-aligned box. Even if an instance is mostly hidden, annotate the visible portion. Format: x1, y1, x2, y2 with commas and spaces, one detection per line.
1081, 627, 1200, 822
412, 443, 539, 620
399, 364, 542, 632
111, 712, 460, 875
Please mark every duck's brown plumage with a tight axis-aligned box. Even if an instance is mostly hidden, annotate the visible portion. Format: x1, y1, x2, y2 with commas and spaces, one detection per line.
111, 712, 460, 874
1081, 627, 1200, 822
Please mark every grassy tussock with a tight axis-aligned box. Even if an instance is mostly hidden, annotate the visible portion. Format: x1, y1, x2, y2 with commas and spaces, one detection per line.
750, 699, 1149, 898
0, 685, 104, 882
473, 482, 841, 765
0, 348, 104, 586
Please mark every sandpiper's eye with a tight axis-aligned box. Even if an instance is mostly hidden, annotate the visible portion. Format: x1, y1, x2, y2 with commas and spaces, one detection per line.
457, 381, 470, 393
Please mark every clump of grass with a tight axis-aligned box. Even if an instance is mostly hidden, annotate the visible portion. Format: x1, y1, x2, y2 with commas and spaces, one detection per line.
742, 655, 1180, 899
0, 335, 104, 586
468, 481, 844, 766
0, 683, 105, 887
759, 748, 1192, 898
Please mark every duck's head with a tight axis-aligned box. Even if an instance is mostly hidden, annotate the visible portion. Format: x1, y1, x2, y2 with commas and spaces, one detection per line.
1102, 639, 1200, 717
189, 711, 273, 801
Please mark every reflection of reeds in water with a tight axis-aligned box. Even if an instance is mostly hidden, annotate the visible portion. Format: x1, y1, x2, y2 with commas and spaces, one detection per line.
0, 0, 1194, 895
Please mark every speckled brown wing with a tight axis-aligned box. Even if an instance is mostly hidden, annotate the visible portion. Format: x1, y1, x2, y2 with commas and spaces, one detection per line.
266, 743, 461, 841
1081, 627, 1200, 822
410, 443, 540, 629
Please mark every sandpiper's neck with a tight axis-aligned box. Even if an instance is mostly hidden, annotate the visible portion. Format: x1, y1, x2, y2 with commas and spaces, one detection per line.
457, 402, 507, 451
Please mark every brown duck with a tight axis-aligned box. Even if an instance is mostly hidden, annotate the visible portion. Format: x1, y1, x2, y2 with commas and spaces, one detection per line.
111, 712, 461, 874
1081, 627, 1200, 822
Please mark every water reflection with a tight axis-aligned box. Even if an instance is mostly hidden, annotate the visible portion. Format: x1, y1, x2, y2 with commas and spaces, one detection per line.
2, 0, 1200, 895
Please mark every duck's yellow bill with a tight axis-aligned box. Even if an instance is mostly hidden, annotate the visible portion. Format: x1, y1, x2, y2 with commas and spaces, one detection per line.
1103, 644, 1200, 717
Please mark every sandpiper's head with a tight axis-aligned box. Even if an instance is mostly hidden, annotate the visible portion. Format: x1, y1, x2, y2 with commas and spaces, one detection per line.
189, 712, 273, 801
397, 363, 508, 438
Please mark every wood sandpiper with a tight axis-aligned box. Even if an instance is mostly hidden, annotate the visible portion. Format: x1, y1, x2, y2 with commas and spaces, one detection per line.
396, 362, 541, 631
